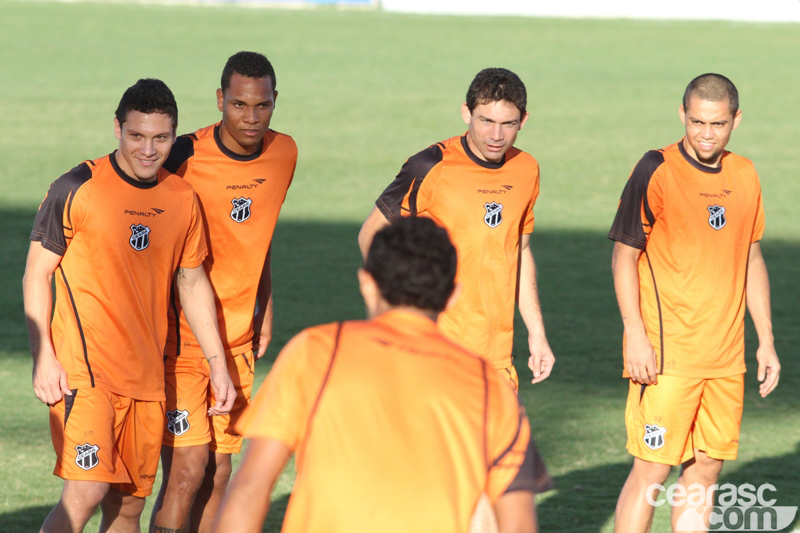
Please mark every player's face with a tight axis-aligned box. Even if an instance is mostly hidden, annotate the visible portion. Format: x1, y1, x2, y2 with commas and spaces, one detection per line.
679, 95, 741, 167
217, 73, 277, 156
462, 100, 528, 163
114, 111, 175, 182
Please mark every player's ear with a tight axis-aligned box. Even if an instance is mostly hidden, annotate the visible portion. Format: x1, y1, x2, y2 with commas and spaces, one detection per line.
114, 118, 122, 141
357, 268, 381, 318
273, 90, 278, 107
461, 103, 472, 125
678, 104, 687, 126
217, 88, 225, 113
444, 282, 462, 313
519, 111, 530, 130
732, 109, 742, 130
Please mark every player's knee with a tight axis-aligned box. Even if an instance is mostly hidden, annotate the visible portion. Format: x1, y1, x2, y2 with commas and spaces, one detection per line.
631, 458, 672, 486
686, 453, 724, 484
166, 448, 210, 492
210, 454, 233, 487
61, 481, 109, 515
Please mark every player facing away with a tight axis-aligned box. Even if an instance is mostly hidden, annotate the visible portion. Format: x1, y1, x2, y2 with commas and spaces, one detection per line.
609, 74, 781, 533
150, 51, 297, 533
212, 217, 553, 533
22, 79, 235, 533
358, 68, 554, 391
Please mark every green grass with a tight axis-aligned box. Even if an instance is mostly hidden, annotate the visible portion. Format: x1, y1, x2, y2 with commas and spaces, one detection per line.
1, 2, 798, 531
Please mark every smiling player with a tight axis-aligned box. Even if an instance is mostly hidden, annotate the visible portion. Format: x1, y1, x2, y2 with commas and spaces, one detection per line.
609, 73, 781, 532
150, 51, 297, 533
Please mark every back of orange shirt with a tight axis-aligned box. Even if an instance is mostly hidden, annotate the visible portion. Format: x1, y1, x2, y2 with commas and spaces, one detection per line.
31, 154, 207, 400
377, 136, 540, 369
238, 310, 550, 532
609, 141, 764, 378
163, 124, 297, 357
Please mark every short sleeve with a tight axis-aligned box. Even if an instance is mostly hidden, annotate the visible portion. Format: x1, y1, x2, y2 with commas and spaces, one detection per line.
376, 144, 443, 220
178, 192, 208, 269
30, 162, 92, 256
521, 161, 540, 235
751, 182, 765, 243
608, 150, 664, 249
484, 377, 551, 501
236, 324, 339, 451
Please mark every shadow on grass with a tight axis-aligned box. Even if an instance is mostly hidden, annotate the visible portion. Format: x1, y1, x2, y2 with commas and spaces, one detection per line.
0, 505, 52, 531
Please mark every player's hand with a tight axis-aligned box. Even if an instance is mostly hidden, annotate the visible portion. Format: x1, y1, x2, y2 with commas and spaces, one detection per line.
527, 334, 555, 384
756, 342, 780, 397
208, 358, 236, 416
32, 349, 71, 406
252, 316, 272, 361
625, 330, 658, 385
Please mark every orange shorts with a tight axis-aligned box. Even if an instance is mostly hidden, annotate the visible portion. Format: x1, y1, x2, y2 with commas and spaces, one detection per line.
49, 387, 164, 497
163, 351, 255, 454
625, 373, 744, 465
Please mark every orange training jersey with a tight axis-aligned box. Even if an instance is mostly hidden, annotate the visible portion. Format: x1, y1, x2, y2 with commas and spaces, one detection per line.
238, 310, 551, 533
608, 141, 765, 378
376, 135, 539, 369
30, 153, 207, 400
163, 124, 297, 357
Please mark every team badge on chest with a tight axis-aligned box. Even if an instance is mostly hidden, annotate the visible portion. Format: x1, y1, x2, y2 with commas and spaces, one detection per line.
484, 202, 503, 228
129, 224, 151, 251
166, 409, 190, 436
75, 443, 100, 470
707, 205, 726, 230
231, 197, 252, 223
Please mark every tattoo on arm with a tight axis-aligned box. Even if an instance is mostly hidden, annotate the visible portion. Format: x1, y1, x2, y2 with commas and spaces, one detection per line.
177, 268, 187, 280
150, 525, 188, 533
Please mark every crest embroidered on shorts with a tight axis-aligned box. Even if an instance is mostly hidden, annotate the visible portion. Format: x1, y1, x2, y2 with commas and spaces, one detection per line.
707, 205, 726, 230
231, 197, 252, 223
643, 424, 667, 450
166, 409, 190, 436
484, 202, 503, 228
129, 224, 151, 251
75, 443, 100, 470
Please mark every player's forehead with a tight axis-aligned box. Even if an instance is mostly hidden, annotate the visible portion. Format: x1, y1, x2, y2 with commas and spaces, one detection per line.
471, 99, 522, 122
120, 110, 175, 134
223, 73, 274, 101
684, 94, 735, 122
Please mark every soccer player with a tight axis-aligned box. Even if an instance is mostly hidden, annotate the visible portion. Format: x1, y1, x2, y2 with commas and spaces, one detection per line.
609, 73, 781, 532
150, 51, 297, 533
358, 68, 554, 391
23, 78, 235, 533
212, 217, 552, 533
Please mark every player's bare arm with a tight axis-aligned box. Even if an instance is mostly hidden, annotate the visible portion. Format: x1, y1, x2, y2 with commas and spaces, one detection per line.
494, 490, 538, 533
358, 206, 391, 260
253, 245, 274, 360
212, 437, 291, 533
518, 234, 555, 384
745, 241, 780, 397
175, 265, 236, 414
23, 241, 72, 405
611, 241, 658, 385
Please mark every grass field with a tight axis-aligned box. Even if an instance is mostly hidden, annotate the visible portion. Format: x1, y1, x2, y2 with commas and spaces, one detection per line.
0, 2, 798, 531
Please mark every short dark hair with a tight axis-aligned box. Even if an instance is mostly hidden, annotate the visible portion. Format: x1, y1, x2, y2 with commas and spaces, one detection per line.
115, 78, 178, 130
221, 51, 276, 92
683, 73, 739, 115
466, 68, 527, 117
365, 217, 457, 314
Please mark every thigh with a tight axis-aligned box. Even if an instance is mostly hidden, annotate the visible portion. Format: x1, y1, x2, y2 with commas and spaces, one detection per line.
209, 351, 255, 454
112, 399, 165, 497
625, 375, 705, 466
692, 374, 744, 461
50, 388, 129, 485
163, 355, 212, 447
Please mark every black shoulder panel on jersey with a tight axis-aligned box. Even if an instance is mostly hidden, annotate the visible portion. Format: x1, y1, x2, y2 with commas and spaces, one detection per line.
608, 150, 664, 249
163, 135, 195, 175
505, 436, 555, 494
30, 162, 93, 256
376, 143, 444, 220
